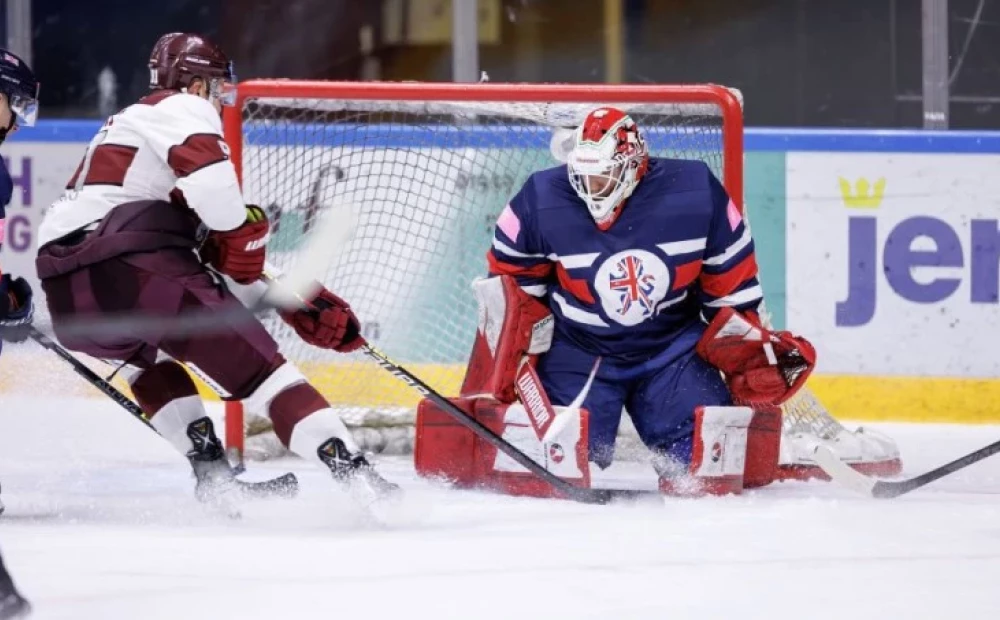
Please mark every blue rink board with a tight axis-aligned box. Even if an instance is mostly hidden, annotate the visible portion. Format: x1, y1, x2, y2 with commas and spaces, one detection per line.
11, 120, 1000, 153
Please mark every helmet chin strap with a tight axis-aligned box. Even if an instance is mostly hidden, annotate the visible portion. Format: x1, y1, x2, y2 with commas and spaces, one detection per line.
0, 114, 16, 146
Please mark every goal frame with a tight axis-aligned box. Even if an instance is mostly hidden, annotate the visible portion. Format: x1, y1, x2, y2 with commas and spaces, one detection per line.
220, 79, 746, 463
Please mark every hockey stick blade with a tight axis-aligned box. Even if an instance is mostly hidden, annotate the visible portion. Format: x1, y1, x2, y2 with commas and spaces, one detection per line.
236, 472, 300, 500
359, 343, 662, 506
812, 446, 878, 496
815, 439, 1000, 498
262, 201, 357, 310
28, 326, 300, 499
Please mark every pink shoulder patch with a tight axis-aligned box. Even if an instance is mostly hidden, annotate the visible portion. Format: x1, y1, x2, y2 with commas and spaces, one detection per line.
497, 203, 521, 242
0, 218, 5, 242
726, 199, 742, 231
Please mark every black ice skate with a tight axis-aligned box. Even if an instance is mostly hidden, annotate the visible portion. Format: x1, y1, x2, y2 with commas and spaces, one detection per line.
186, 417, 299, 504
317, 437, 400, 498
0, 554, 29, 620
0, 592, 29, 620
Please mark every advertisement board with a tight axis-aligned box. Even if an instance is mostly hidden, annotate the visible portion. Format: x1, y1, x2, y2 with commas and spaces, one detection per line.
786, 152, 1000, 378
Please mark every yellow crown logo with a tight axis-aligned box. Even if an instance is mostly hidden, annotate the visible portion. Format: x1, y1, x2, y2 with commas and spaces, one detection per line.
838, 177, 885, 209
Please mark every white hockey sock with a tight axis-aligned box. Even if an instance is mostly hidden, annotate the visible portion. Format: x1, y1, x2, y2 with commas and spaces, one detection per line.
288, 407, 360, 465
148, 395, 209, 456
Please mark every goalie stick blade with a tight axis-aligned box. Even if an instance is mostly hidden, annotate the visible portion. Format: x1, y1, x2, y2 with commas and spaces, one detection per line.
812, 446, 879, 497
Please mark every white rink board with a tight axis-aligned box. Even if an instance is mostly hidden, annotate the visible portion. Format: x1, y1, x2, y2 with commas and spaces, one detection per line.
786, 152, 1000, 377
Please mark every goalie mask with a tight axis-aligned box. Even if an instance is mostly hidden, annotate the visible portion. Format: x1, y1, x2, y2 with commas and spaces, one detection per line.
148, 32, 237, 107
567, 107, 649, 230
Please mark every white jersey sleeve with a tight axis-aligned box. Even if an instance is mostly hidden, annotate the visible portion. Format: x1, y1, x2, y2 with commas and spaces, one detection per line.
38, 91, 246, 247
136, 94, 245, 231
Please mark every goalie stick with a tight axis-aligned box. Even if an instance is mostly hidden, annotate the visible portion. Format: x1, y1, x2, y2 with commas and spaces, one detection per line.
27, 326, 299, 499
813, 440, 1000, 498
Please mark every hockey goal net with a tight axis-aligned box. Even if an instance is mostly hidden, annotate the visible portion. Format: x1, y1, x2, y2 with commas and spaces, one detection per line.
222, 80, 900, 479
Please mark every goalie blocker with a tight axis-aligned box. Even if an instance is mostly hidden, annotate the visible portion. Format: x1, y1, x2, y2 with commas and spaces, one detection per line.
414, 276, 786, 498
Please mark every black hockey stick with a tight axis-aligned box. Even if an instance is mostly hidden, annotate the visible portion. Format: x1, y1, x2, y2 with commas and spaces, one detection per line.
359, 343, 661, 505
813, 441, 1000, 498
26, 326, 299, 498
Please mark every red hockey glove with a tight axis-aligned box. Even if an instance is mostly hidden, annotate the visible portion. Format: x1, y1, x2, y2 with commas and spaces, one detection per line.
200, 205, 269, 284
279, 287, 363, 353
695, 307, 816, 407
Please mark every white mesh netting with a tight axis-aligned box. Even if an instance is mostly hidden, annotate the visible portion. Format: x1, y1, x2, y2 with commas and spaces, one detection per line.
234, 87, 899, 473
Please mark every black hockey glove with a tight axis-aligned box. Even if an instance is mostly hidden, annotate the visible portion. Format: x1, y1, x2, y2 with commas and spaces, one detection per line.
0, 274, 33, 342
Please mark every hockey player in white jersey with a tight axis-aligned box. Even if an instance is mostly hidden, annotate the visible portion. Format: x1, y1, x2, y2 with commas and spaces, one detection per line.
35, 32, 396, 503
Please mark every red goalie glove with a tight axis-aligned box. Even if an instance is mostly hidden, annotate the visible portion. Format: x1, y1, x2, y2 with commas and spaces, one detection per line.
695, 307, 816, 407
200, 205, 269, 284
279, 287, 363, 353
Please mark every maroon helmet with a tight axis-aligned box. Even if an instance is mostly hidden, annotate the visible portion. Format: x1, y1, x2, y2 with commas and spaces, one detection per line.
148, 32, 236, 106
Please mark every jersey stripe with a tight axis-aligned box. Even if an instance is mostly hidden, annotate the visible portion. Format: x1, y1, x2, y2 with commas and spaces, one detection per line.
672, 259, 702, 291
556, 263, 595, 304
79, 144, 139, 187
700, 252, 758, 297
656, 238, 706, 256
492, 237, 546, 259
487, 251, 553, 279
704, 226, 752, 266
553, 252, 600, 269
552, 291, 609, 327
519, 284, 548, 297
167, 133, 230, 179
655, 290, 688, 313
705, 283, 764, 308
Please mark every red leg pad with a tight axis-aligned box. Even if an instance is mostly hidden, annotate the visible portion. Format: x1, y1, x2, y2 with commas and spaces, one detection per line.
414, 397, 590, 499
743, 406, 783, 489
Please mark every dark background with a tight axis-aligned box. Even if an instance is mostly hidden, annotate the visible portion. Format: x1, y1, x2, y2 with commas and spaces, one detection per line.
23, 0, 1000, 128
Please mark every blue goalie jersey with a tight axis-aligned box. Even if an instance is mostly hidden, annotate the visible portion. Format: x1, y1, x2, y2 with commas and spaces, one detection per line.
488, 157, 764, 367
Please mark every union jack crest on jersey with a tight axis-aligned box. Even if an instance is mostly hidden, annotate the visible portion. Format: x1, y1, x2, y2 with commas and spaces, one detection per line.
609, 254, 656, 317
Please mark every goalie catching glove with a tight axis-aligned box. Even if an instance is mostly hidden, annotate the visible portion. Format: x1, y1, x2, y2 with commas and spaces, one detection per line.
695, 307, 816, 407
279, 287, 363, 353
200, 204, 269, 284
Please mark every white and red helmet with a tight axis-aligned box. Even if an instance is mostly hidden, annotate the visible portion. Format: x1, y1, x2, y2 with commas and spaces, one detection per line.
567, 107, 649, 230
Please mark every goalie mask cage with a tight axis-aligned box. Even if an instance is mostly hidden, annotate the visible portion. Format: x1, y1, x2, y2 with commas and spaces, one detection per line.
222, 80, 901, 480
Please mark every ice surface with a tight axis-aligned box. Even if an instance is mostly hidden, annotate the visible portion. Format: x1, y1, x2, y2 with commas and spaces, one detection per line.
1, 394, 999, 619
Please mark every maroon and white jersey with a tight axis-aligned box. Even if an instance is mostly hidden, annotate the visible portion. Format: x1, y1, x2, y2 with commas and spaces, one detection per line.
39, 90, 245, 246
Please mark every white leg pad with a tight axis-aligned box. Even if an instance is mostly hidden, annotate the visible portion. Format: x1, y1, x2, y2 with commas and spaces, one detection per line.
691, 406, 753, 479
